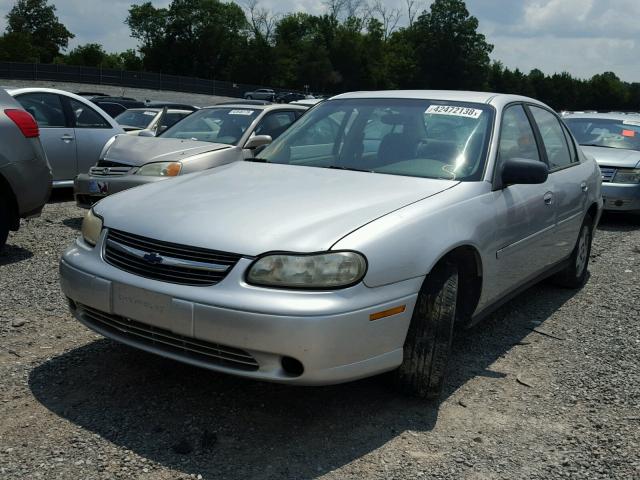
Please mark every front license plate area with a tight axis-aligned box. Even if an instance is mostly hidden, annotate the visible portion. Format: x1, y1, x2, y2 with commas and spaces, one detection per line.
112, 283, 172, 330
88, 179, 108, 194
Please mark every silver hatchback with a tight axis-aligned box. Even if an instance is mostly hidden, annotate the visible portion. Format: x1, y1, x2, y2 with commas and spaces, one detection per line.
60, 91, 602, 398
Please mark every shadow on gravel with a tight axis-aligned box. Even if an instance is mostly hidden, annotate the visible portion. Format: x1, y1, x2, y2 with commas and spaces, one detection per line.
0, 244, 33, 266
28, 280, 581, 479
48, 188, 74, 204
62, 217, 83, 231
597, 211, 639, 232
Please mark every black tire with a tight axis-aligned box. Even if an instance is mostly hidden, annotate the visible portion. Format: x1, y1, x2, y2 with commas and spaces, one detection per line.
0, 198, 9, 251
553, 214, 593, 288
393, 261, 458, 399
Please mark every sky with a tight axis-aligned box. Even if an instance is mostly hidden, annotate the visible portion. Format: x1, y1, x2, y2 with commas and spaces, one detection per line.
0, 0, 638, 82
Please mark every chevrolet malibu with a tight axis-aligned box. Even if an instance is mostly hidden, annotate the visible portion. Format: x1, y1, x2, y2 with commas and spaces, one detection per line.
60, 91, 602, 398
564, 113, 640, 215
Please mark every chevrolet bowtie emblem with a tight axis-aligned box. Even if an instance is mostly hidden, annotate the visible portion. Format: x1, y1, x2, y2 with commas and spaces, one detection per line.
143, 252, 163, 265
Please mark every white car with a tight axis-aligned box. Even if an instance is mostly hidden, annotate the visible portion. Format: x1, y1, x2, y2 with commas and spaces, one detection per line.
9, 87, 124, 187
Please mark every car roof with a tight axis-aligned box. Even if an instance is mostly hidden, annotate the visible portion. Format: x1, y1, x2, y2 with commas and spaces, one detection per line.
330, 90, 547, 108
203, 104, 308, 112
564, 112, 640, 122
123, 108, 192, 114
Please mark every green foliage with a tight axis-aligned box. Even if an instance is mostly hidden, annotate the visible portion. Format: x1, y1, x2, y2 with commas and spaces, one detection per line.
1, 0, 639, 112
5, 0, 74, 63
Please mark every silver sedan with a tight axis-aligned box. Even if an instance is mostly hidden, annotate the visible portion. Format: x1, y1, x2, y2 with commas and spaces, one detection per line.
73, 103, 307, 208
565, 113, 640, 214
9, 88, 124, 187
60, 91, 602, 398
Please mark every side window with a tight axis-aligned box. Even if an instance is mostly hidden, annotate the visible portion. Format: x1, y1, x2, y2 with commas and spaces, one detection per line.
68, 98, 111, 128
15, 93, 66, 127
561, 123, 578, 162
528, 106, 572, 169
255, 111, 296, 140
292, 111, 345, 146
498, 105, 541, 163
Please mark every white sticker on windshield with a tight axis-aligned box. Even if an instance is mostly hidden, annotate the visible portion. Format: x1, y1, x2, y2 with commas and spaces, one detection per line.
426, 105, 483, 119
229, 109, 255, 116
623, 119, 640, 127
143, 111, 156, 116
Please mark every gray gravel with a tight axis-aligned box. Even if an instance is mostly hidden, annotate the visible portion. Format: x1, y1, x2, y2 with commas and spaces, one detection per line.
0, 192, 639, 480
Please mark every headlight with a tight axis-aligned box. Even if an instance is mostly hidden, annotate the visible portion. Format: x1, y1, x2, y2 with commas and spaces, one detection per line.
246, 252, 367, 289
612, 168, 640, 184
81, 209, 103, 246
136, 161, 182, 177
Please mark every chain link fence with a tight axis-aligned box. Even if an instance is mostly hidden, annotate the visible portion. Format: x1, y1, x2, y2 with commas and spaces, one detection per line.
0, 62, 300, 98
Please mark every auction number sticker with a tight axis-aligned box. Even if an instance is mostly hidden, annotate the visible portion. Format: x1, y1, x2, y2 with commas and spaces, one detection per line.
426, 105, 483, 119
143, 111, 157, 116
229, 109, 255, 115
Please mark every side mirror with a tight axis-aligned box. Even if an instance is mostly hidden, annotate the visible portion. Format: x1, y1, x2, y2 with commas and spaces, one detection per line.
244, 134, 272, 150
501, 158, 548, 186
138, 129, 156, 137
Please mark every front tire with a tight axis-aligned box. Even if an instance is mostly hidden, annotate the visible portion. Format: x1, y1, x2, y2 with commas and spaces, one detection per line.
554, 214, 593, 288
393, 261, 458, 399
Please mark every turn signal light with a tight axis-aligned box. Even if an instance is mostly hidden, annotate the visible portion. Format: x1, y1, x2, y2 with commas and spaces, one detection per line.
369, 305, 406, 321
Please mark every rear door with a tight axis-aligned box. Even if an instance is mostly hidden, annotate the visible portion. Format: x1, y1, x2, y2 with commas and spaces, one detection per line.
14, 92, 76, 184
527, 105, 587, 260
65, 97, 119, 175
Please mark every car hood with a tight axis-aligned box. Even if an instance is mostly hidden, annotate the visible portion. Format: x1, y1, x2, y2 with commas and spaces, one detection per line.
580, 146, 640, 168
96, 162, 459, 256
104, 135, 232, 166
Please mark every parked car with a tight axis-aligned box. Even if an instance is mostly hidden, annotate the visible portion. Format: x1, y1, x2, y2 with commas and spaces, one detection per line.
0, 88, 52, 250
74, 103, 307, 207
145, 101, 198, 111
275, 92, 307, 103
60, 91, 602, 398
8, 88, 124, 188
114, 108, 193, 135
565, 113, 640, 215
91, 96, 146, 118
244, 88, 276, 101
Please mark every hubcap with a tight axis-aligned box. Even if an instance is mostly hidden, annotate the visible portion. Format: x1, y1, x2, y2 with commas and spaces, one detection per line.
575, 226, 589, 277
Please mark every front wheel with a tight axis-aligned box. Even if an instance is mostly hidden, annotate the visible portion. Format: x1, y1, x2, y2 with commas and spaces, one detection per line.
393, 261, 458, 399
553, 214, 593, 288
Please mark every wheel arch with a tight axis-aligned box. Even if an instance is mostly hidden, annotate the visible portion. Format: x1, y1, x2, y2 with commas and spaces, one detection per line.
427, 244, 483, 326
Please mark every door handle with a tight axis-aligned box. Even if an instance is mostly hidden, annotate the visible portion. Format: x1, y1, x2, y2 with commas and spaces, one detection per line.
61, 135, 74, 142
543, 192, 554, 205
580, 182, 588, 193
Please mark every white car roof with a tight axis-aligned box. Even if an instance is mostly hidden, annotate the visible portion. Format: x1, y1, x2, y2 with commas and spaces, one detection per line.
330, 90, 548, 108
564, 112, 640, 122
7, 87, 121, 129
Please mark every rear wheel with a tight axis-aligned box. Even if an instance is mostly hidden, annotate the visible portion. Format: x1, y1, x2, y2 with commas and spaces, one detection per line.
393, 261, 458, 399
0, 198, 9, 251
553, 214, 593, 288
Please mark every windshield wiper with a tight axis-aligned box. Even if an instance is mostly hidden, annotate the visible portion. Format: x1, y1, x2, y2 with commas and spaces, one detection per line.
245, 157, 271, 163
580, 143, 618, 149
324, 165, 374, 173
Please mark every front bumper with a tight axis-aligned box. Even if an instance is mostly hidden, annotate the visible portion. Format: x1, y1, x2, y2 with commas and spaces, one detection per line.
74, 173, 167, 209
59, 233, 421, 385
602, 183, 640, 212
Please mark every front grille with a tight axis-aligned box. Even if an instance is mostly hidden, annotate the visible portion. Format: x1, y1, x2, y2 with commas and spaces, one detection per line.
104, 229, 241, 286
599, 166, 616, 182
79, 304, 259, 371
89, 165, 133, 177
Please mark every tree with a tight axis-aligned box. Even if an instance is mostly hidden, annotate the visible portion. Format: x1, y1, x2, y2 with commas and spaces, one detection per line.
5, 0, 74, 63
65, 43, 106, 67
0, 31, 39, 61
411, 0, 493, 90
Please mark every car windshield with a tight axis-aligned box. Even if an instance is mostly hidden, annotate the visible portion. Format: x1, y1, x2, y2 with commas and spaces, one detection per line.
160, 107, 259, 145
115, 110, 158, 129
257, 98, 494, 180
565, 117, 640, 151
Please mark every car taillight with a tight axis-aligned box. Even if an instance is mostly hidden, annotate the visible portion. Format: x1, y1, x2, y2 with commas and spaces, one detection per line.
4, 109, 39, 138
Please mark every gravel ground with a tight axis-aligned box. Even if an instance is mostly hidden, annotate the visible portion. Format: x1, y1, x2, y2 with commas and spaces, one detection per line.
0, 192, 639, 480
